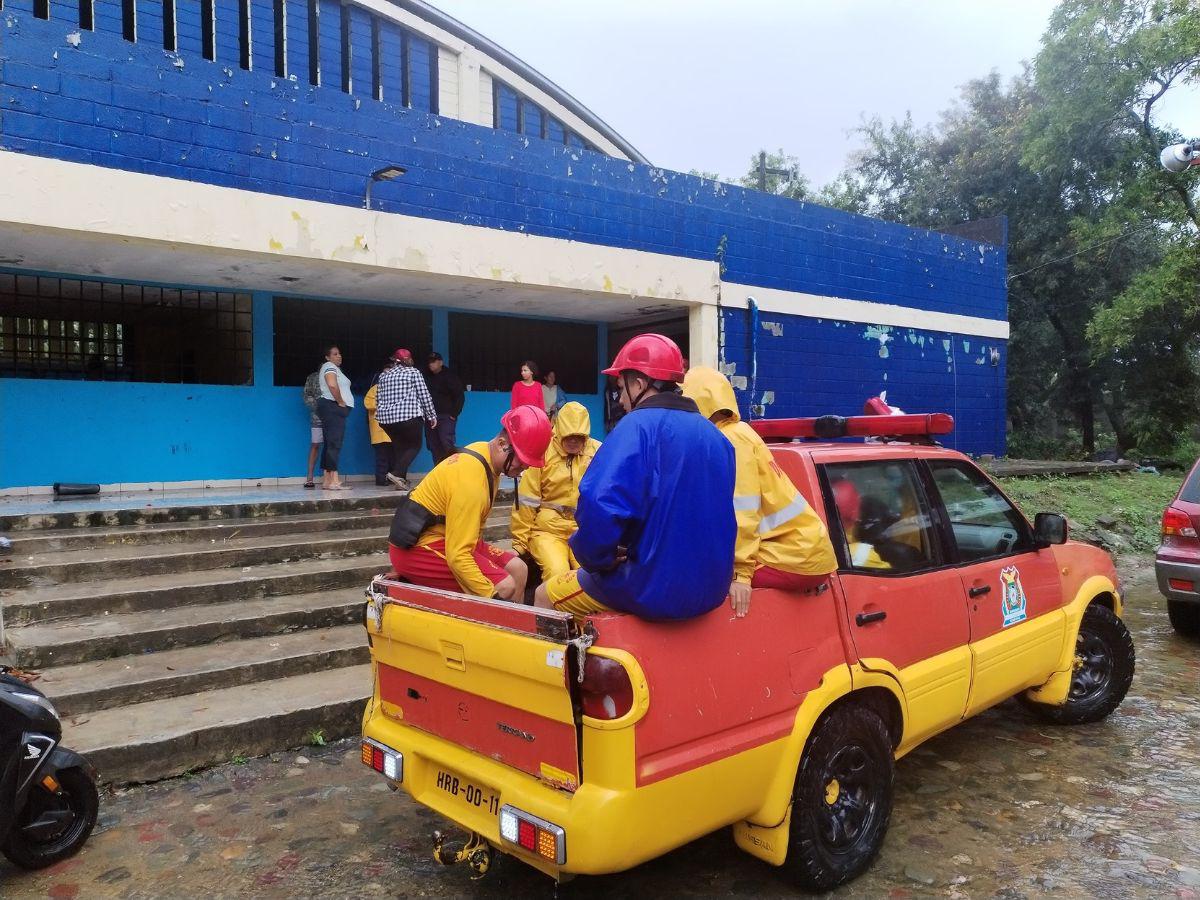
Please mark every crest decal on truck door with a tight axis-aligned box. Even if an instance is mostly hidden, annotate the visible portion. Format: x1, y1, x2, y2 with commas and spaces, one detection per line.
999, 565, 1028, 627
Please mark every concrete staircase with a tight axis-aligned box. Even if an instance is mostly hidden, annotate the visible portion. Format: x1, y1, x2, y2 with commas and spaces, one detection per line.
0, 493, 511, 785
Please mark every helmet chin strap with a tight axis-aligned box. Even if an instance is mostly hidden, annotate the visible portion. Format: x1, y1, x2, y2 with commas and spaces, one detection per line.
622, 372, 651, 410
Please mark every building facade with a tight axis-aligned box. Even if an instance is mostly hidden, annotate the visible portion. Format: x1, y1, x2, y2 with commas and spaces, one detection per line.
0, 0, 1008, 492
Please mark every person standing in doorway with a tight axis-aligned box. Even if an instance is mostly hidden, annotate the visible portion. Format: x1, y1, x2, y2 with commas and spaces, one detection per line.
542, 370, 565, 419
317, 344, 354, 491
603, 375, 625, 433
376, 348, 437, 491
510, 360, 543, 410
302, 369, 324, 488
363, 358, 397, 487
423, 352, 465, 465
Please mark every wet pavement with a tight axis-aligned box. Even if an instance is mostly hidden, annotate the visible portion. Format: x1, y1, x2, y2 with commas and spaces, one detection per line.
3, 564, 1199, 898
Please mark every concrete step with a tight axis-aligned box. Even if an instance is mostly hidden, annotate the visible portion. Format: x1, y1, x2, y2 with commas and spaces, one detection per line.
0, 491, 409, 533
65, 664, 372, 785
7, 589, 368, 668
0, 530, 387, 589
4, 508, 395, 554
2, 553, 391, 627
0, 485, 515, 533
36, 625, 369, 717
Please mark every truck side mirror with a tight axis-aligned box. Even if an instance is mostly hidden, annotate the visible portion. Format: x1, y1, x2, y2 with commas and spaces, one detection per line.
1034, 512, 1068, 546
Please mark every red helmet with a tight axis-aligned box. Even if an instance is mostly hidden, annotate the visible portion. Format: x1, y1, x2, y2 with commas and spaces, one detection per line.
501, 405, 553, 468
602, 333, 686, 382
832, 480, 861, 527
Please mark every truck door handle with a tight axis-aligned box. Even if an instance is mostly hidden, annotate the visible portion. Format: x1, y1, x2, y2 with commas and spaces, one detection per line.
969, 585, 991, 598
855, 610, 887, 626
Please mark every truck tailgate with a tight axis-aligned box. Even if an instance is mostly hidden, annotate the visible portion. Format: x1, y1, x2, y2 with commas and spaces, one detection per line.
367, 578, 582, 791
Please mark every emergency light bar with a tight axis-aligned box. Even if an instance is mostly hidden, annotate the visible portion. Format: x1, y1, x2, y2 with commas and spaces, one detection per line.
749, 413, 954, 442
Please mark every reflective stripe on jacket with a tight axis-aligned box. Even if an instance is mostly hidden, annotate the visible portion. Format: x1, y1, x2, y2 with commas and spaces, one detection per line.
409, 441, 498, 597
682, 367, 837, 583
511, 402, 600, 555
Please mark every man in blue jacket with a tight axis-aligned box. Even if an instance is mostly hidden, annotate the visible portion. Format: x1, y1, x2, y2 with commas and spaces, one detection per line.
533, 334, 736, 620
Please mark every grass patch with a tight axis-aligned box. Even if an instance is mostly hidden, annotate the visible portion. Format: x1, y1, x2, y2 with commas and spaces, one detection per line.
998, 472, 1184, 553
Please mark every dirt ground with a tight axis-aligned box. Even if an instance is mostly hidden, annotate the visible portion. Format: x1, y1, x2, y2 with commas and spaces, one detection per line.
3, 563, 1199, 899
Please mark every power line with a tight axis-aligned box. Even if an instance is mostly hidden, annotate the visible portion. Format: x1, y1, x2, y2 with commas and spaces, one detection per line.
1006, 223, 1159, 284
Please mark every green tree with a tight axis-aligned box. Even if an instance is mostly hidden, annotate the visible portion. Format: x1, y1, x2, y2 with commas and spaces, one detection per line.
1027, 0, 1200, 454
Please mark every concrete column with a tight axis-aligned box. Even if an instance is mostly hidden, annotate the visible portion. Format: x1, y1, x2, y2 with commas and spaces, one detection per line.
431, 307, 450, 362
689, 303, 719, 368
251, 292, 274, 387
456, 48, 481, 125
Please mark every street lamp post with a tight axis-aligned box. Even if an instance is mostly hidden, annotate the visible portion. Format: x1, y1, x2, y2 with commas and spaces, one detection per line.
364, 165, 408, 210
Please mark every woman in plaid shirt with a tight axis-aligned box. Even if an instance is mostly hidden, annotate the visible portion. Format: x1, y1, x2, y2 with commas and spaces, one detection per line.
376, 348, 437, 491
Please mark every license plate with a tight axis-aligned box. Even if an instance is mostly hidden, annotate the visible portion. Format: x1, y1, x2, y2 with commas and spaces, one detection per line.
435, 769, 500, 816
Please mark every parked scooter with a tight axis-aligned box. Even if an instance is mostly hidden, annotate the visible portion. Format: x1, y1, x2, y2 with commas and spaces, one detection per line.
0, 667, 98, 869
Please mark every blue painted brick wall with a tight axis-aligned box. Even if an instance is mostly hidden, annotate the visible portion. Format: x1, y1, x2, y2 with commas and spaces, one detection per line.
377, 19, 402, 103
249, 0, 274, 74
316, 0, 339, 88
719, 308, 1007, 456
176, 0, 203, 57
213, 0, 240, 68
1, 11, 1008, 334
408, 31, 431, 111
347, 4, 371, 97
283, 0, 307, 82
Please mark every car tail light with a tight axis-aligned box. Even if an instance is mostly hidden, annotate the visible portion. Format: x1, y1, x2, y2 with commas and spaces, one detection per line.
361, 739, 403, 781
1169, 578, 1195, 592
1162, 507, 1198, 539
580, 655, 634, 720
498, 805, 565, 864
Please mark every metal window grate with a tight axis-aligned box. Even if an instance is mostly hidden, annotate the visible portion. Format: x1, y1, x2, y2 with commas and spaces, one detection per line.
0, 273, 253, 385
272, 297, 432, 387
448, 313, 598, 394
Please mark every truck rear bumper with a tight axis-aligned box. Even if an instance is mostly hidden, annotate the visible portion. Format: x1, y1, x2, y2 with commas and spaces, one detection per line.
362, 707, 785, 877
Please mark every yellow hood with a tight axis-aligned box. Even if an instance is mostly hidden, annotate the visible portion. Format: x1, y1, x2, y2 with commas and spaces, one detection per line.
553, 401, 591, 446
682, 367, 740, 422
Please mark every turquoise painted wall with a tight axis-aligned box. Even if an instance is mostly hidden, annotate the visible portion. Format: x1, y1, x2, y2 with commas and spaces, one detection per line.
0, 291, 606, 489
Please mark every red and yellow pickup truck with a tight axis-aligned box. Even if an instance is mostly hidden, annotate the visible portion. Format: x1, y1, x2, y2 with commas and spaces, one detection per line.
360, 413, 1134, 891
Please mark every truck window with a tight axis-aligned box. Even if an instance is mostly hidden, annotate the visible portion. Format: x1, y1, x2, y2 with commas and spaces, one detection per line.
822, 460, 941, 574
927, 460, 1033, 562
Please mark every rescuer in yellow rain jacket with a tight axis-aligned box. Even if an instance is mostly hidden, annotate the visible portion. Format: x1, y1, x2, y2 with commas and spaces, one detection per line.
681, 367, 838, 617
511, 401, 601, 579
388, 406, 553, 599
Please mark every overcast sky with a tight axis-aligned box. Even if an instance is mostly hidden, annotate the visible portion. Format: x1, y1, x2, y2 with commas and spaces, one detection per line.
429, 0, 1066, 187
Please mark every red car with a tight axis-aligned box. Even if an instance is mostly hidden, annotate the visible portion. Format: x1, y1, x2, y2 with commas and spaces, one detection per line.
1155, 458, 1200, 636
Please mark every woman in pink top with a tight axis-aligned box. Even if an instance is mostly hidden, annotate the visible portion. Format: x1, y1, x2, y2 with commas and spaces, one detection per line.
510, 360, 543, 409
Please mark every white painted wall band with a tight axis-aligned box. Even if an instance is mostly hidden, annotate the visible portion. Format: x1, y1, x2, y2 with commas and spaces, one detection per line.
720, 283, 1010, 340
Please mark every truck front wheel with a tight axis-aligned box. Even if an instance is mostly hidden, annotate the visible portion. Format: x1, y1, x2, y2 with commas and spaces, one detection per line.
1023, 603, 1135, 725
785, 703, 894, 892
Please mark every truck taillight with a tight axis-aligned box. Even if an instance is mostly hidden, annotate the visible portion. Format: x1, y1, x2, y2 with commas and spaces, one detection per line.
1162, 507, 1198, 539
499, 805, 565, 864
580, 655, 634, 720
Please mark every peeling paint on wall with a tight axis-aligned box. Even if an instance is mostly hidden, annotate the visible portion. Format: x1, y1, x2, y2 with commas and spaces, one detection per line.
761, 320, 783, 337
730, 375, 748, 390
719, 362, 737, 377
863, 324, 893, 359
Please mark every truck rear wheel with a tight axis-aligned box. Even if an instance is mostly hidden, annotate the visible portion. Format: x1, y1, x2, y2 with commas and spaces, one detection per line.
1023, 604, 1135, 725
1168, 599, 1200, 637
785, 703, 894, 892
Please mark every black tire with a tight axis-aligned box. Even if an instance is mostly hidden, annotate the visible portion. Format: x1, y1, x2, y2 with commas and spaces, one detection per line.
2, 766, 99, 870
1023, 604, 1135, 726
1167, 599, 1200, 638
784, 703, 894, 892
